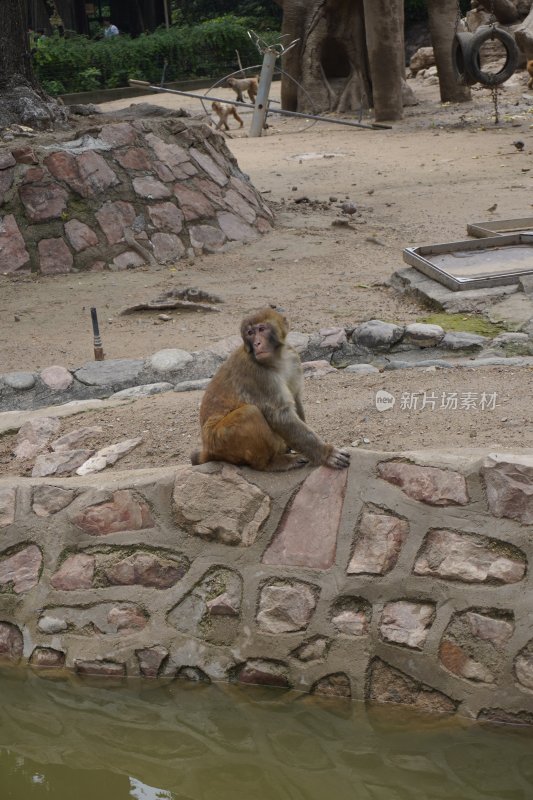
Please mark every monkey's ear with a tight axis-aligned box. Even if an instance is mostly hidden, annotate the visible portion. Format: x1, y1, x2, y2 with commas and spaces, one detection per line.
270, 305, 289, 333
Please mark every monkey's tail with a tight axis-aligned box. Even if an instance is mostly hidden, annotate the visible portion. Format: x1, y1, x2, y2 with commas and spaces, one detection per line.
190, 449, 209, 465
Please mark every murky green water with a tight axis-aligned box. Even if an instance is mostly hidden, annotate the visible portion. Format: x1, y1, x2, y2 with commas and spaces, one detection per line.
1, 669, 533, 800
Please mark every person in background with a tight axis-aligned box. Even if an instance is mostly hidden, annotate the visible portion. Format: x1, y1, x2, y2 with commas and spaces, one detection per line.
102, 17, 119, 37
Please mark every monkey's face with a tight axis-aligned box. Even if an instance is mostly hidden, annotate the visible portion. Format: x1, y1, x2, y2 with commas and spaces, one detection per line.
243, 322, 278, 363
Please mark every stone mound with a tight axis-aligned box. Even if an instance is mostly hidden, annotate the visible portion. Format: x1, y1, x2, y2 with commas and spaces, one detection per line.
0, 115, 273, 275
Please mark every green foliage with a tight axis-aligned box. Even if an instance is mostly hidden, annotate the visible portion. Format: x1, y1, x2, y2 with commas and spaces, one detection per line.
172, 0, 282, 30
33, 16, 262, 94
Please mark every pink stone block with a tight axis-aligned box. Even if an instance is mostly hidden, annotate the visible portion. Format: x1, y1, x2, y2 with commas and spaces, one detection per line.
148, 202, 184, 233
19, 182, 68, 221
0, 544, 42, 593
51, 553, 95, 590
72, 489, 155, 535
263, 467, 347, 569
348, 510, 408, 574
0, 488, 16, 527
482, 455, 533, 524
174, 183, 215, 220
40, 365, 74, 390
378, 461, 469, 506
0, 167, 14, 204
38, 237, 73, 274
0, 215, 30, 273
217, 211, 258, 242
133, 176, 172, 199
64, 219, 99, 252
114, 147, 152, 170
98, 122, 136, 147
95, 200, 136, 244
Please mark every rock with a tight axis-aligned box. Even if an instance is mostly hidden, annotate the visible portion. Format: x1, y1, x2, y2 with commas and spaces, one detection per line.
256, 580, 317, 633
402, 323, 445, 348
311, 673, 351, 698
50, 426, 102, 451
301, 359, 337, 378
74, 359, 144, 387
174, 378, 211, 392
344, 363, 380, 374
351, 319, 404, 350
378, 460, 469, 505
14, 415, 60, 459
292, 636, 330, 662
482, 454, 533, 523
414, 529, 526, 584
380, 601, 435, 649
51, 553, 95, 590
410, 46, 435, 74
466, 611, 514, 647
102, 551, 188, 589
347, 510, 408, 575
0, 544, 42, 593
32, 449, 95, 477
331, 608, 369, 636
150, 349, 193, 373
76, 437, 142, 475
0, 622, 23, 663
173, 464, 270, 545
0, 487, 16, 527
263, 467, 347, 569
136, 646, 168, 678
111, 382, 173, 399
72, 490, 154, 535
75, 660, 126, 678
0, 215, 30, 274
235, 659, 289, 688
32, 485, 76, 516
440, 331, 489, 351
439, 639, 495, 683
4, 371, 35, 390
40, 365, 73, 391
38, 615, 68, 634
29, 647, 65, 669
107, 605, 147, 632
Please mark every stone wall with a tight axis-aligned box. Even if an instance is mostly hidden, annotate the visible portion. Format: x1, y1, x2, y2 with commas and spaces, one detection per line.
1, 449, 533, 725
0, 116, 272, 275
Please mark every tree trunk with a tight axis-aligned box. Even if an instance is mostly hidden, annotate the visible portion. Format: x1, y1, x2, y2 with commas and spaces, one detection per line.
362, 0, 404, 121
0, 0, 67, 129
515, 7, 533, 57
277, 0, 413, 121
427, 0, 472, 103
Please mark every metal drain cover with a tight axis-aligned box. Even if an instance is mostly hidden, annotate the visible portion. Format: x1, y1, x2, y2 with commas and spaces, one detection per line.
403, 233, 533, 291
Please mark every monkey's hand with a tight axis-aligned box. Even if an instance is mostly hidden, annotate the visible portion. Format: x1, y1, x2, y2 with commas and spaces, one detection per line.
325, 447, 351, 469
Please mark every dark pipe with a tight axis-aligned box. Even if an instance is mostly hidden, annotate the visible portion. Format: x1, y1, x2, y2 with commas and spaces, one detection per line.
90, 307, 105, 361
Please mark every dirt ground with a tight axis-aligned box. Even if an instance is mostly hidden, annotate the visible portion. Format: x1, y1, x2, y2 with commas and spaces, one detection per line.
2, 76, 533, 475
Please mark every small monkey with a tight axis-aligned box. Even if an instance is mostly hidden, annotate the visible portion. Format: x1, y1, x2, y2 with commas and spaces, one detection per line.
191, 308, 350, 471
227, 76, 258, 104
211, 101, 244, 130
527, 59, 533, 89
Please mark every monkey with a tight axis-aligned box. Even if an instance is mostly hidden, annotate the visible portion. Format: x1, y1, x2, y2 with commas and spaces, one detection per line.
211, 101, 244, 131
227, 76, 259, 104
190, 308, 351, 472
527, 59, 533, 89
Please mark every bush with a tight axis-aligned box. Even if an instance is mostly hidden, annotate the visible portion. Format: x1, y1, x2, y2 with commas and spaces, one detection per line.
33, 15, 264, 94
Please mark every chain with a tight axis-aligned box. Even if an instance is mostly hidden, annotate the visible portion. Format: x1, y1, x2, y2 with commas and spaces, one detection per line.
491, 84, 500, 124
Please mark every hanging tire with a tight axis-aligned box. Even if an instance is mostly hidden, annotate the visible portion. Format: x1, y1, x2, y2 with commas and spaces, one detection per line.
466, 25, 519, 87
452, 32, 479, 86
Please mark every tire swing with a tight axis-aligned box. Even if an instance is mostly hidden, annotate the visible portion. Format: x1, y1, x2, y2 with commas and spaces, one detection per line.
452, 25, 519, 87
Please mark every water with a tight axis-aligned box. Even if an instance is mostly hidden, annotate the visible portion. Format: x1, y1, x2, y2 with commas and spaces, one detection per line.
1, 669, 533, 800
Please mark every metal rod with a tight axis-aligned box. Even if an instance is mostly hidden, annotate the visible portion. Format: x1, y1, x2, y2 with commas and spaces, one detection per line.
128, 81, 392, 130
250, 49, 277, 137
90, 307, 105, 361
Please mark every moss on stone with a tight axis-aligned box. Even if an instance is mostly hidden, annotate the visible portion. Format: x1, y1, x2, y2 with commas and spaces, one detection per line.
418, 312, 506, 337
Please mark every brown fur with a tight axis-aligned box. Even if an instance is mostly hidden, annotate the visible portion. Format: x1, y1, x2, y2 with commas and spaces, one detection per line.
211, 101, 244, 130
227, 76, 258, 104
191, 309, 350, 471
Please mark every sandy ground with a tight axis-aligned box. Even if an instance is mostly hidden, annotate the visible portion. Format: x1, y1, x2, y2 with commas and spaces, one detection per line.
2, 76, 533, 474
